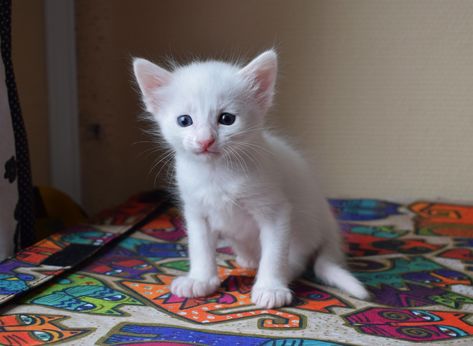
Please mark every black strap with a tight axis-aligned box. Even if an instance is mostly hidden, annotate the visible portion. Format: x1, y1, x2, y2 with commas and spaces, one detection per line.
0, 0, 36, 249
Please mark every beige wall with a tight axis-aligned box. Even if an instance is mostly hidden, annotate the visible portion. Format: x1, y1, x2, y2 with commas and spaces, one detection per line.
12, 0, 50, 186
282, 1, 473, 202
76, 0, 473, 213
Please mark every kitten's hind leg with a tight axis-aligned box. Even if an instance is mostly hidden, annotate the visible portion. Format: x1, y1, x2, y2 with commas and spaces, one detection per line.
230, 238, 260, 269
287, 250, 312, 282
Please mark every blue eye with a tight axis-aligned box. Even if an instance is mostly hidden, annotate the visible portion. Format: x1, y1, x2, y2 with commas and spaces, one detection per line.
33, 331, 52, 342
218, 112, 236, 126
177, 115, 193, 127
103, 294, 125, 301
20, 315, 34, 325
412, 310, 441, 321
438, 325, 467, 337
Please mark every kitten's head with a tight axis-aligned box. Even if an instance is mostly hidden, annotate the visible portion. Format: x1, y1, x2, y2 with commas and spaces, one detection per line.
132, 50, 277, 162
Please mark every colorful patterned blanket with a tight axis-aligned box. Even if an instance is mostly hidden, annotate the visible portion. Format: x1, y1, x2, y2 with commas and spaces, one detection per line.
1, 192, 473, 345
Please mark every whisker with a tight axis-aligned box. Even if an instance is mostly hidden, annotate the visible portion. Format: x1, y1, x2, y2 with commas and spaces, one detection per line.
136, 146, 162, 159
154, 152, 175, 186
226, 125, 269, 140
149, 150, 174, 176
227, 146, 247, 176
236, 145, 263, 172
236, 141, 273, 156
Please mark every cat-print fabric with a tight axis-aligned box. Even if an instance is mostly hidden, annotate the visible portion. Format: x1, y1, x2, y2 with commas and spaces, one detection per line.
0, 193, 472, 345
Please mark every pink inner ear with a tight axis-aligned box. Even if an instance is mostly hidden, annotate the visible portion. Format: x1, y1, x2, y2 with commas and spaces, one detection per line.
240, 51, 277, 109
133, 58, 171, 113
254, 67, 275, 97
141, 67, 170, 92
247, 64, 277, 110
134, 61, 170, 93
141, 73, 164, 91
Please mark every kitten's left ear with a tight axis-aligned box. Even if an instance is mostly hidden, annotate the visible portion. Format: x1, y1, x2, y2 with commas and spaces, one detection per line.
239, 49, 278, 111
133, 58, 171, 113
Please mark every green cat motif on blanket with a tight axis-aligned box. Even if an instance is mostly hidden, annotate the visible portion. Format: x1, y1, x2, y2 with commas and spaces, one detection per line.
25, 273, 142, 315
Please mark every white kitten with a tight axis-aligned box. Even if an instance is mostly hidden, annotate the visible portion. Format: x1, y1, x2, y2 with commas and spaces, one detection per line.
133, 50, 369, 308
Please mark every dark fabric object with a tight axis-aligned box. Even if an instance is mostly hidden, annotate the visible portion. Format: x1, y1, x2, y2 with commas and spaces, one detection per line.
0, 191, 170, 305
0, 0, 35, 249
42, 244, 102, 267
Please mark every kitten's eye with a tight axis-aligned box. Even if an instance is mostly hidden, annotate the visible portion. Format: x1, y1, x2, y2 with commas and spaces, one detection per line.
177, 115, 193, 127
218, 112, 236, 126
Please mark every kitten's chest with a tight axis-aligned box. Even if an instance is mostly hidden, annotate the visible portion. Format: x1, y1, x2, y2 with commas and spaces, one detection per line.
176, 162, 249, 229
182, 172, 242, 207
178, 162, 245, 210
176, 159, 255, 235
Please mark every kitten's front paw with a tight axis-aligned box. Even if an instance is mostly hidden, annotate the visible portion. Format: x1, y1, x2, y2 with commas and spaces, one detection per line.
251, 285, 292, 309
170, 276, 220, 298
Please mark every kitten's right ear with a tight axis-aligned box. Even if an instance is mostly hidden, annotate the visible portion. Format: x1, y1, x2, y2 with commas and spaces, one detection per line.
132, 58, 171, 113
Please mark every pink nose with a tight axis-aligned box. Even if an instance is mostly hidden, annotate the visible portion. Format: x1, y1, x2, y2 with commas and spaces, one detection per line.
198, 138, 215, 152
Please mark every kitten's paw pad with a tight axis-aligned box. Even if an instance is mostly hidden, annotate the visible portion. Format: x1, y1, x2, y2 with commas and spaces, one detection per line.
236, 256, 259, 269
251, 286, 292, 309
170, 276, 220, 298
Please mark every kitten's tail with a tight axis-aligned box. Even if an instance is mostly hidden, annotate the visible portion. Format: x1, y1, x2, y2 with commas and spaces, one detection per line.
313, 247, 370, 300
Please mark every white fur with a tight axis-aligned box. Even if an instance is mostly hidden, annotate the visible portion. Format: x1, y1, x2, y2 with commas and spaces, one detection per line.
133, 50, 369, 308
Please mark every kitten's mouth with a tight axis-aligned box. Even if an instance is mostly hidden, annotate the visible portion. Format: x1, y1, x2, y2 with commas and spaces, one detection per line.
194, 149, 220, 158
197, 150, 219, 156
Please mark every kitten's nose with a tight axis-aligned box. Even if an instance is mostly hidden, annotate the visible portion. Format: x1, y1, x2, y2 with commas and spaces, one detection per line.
198, 138, 215, 152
